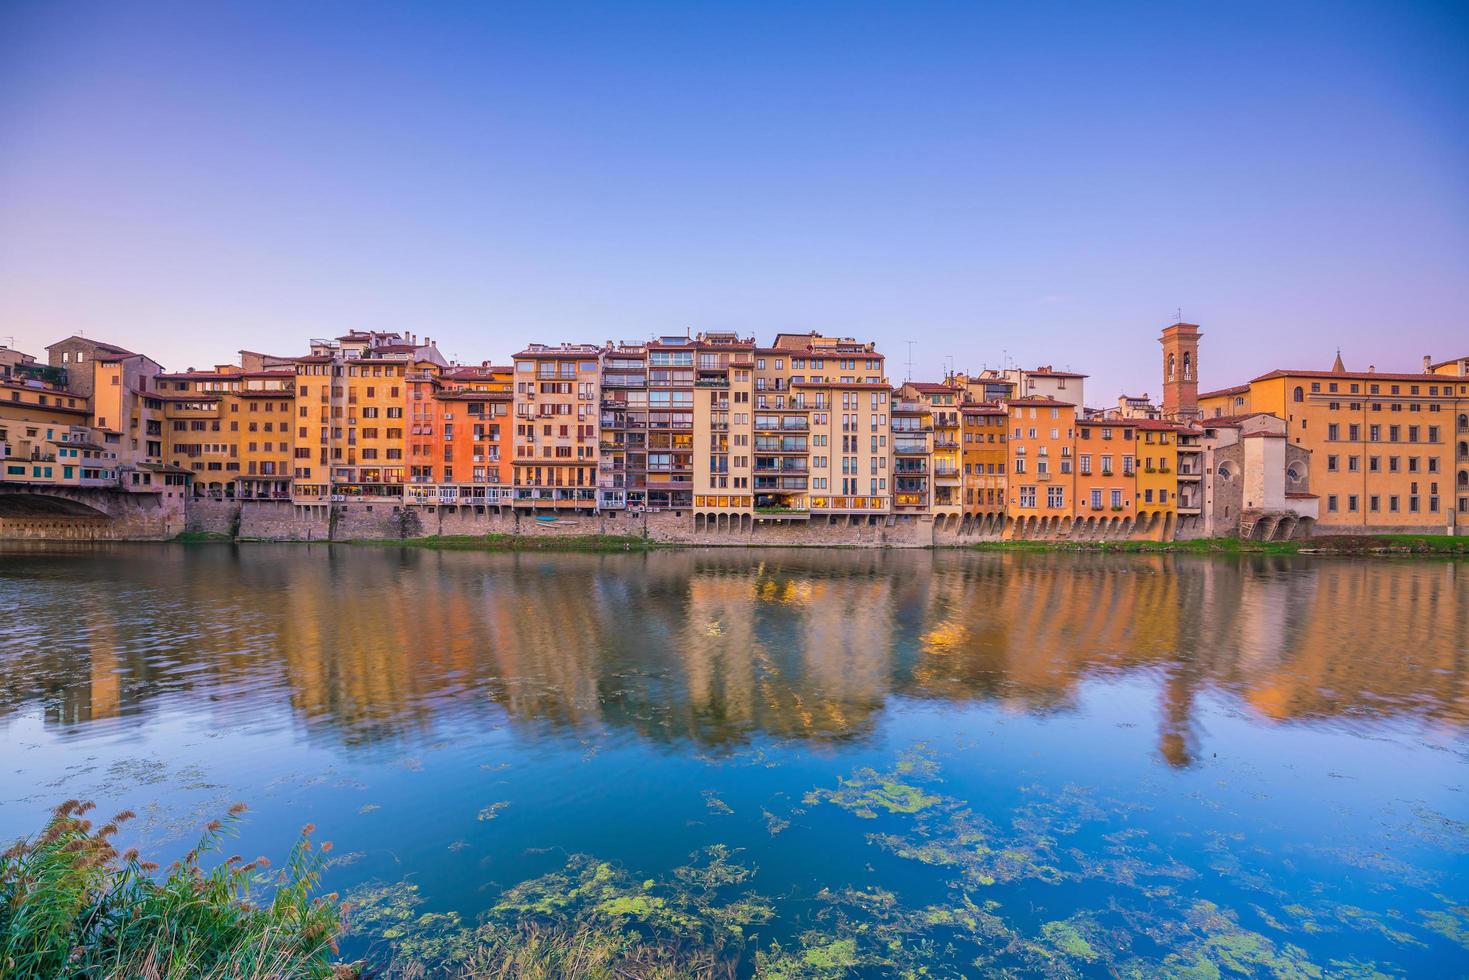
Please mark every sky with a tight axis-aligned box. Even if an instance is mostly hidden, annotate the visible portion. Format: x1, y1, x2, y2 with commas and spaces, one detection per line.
1, 1, 1466, 403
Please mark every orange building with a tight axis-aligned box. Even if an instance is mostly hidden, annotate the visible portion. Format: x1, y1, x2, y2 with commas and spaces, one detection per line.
1006, 396, 1077, 528
407, 362, 513, 504
1074, 419, 1136, 520
960, 403, 1006, 519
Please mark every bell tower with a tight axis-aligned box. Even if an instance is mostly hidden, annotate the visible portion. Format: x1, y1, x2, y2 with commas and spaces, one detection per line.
1160, 321, 1202, 419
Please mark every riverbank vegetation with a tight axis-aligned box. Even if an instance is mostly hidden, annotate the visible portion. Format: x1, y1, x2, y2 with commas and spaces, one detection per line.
971, 534, 1469, 557
0, 801, 343, 980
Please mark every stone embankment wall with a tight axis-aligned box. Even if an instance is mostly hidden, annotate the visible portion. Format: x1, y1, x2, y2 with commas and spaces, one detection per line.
15, 495, 1373, 545
0, 487, 186, 541
179, 500, 999, 546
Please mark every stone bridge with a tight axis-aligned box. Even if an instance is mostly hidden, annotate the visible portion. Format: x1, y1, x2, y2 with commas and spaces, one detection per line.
0, 484, 186, 539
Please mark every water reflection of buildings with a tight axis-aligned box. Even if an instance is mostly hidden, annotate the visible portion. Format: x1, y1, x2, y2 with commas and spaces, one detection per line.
2, 549, 1463, 764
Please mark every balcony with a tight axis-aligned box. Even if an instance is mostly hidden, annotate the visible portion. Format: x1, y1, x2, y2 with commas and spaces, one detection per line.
894, 442, 929, 456
753, 439, 808, 453
694, 378, 730, 389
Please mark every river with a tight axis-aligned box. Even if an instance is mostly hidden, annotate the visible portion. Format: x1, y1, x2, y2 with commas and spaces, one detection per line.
1, 544, 1465, 975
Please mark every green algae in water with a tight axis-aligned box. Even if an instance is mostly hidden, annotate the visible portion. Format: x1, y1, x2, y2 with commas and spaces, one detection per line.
346, 846, 774, 974
1038, 917, 1101, 962
342, 745, 1451, 977
803, 766, 943, 819
1419, 903, 1469, 951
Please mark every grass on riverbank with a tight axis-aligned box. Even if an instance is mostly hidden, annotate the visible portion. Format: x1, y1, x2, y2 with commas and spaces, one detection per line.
0, 801, 344, 980
971, 534, 1469, 556
970, 538, 1302, 555
173, 531, 234, 543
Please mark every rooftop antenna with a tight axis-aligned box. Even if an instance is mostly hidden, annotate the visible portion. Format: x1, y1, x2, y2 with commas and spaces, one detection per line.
1176, 307, 1183, 323
905, 340, 915, 382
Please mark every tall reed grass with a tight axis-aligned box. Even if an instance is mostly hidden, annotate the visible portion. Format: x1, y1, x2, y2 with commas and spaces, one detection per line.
1, 800, 348, 980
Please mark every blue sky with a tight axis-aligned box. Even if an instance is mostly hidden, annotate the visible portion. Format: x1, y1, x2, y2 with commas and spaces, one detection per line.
1, 1, 1465, 401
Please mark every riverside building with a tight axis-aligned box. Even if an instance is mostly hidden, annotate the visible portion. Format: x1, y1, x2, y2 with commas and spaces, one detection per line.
3, 320, 1463, 542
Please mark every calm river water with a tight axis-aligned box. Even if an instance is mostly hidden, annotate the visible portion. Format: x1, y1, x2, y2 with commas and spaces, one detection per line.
1, 544, 1465, 976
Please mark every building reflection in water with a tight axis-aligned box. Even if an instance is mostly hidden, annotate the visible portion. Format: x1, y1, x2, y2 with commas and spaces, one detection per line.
0, 546, 1463, 765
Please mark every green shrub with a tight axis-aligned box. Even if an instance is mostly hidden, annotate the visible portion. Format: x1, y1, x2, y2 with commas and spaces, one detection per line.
1, 800, 347, 980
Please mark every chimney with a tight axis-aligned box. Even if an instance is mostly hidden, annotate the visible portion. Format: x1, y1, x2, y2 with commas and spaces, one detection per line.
1423, 354, 1432, 373
1368, 365, 1376, 373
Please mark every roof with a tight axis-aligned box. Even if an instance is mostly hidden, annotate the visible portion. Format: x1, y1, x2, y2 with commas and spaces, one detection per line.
46, 336, 137, 358
792, 380, 892, 390
1429, 355, 1469, 370
153, 391, 220, 402
1199, 383, 1250, 399
1286, 492, 1319, 499
1028, 367, 1087, 379
514, 347, 601, 359
1006, 396, 1076, 408
1130, 419, 1190, 432
442, 366, 513, 379
1202, 411, 1281, 427
431, 384, 514, 396
906, 382, 953, 394
1249, 368, 1455, 385
156, 371, 242, 382
1243, 431, 1286, 439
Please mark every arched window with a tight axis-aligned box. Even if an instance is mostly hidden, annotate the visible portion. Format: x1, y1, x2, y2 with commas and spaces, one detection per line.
1286, 463, 1303, 483
1183, 352, 1193, 380
1167, 353, 1176, 382
1218, 462, 1235, 482
1458, 470, 1467, 487
1293, 386, 1304, 403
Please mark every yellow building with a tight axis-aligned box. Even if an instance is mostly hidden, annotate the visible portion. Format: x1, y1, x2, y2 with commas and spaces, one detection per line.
290, 331, 436, 502
691, 335, 757, 520
157, 368, 297, 498
1, 373, 116, 488
746, 333, 890, 521
1427, 356, 1469, 519
512, 344, 603, 510
1203, 354, 1466, 532
1132, 420, 1181, 538
960, 403, 1007, 520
